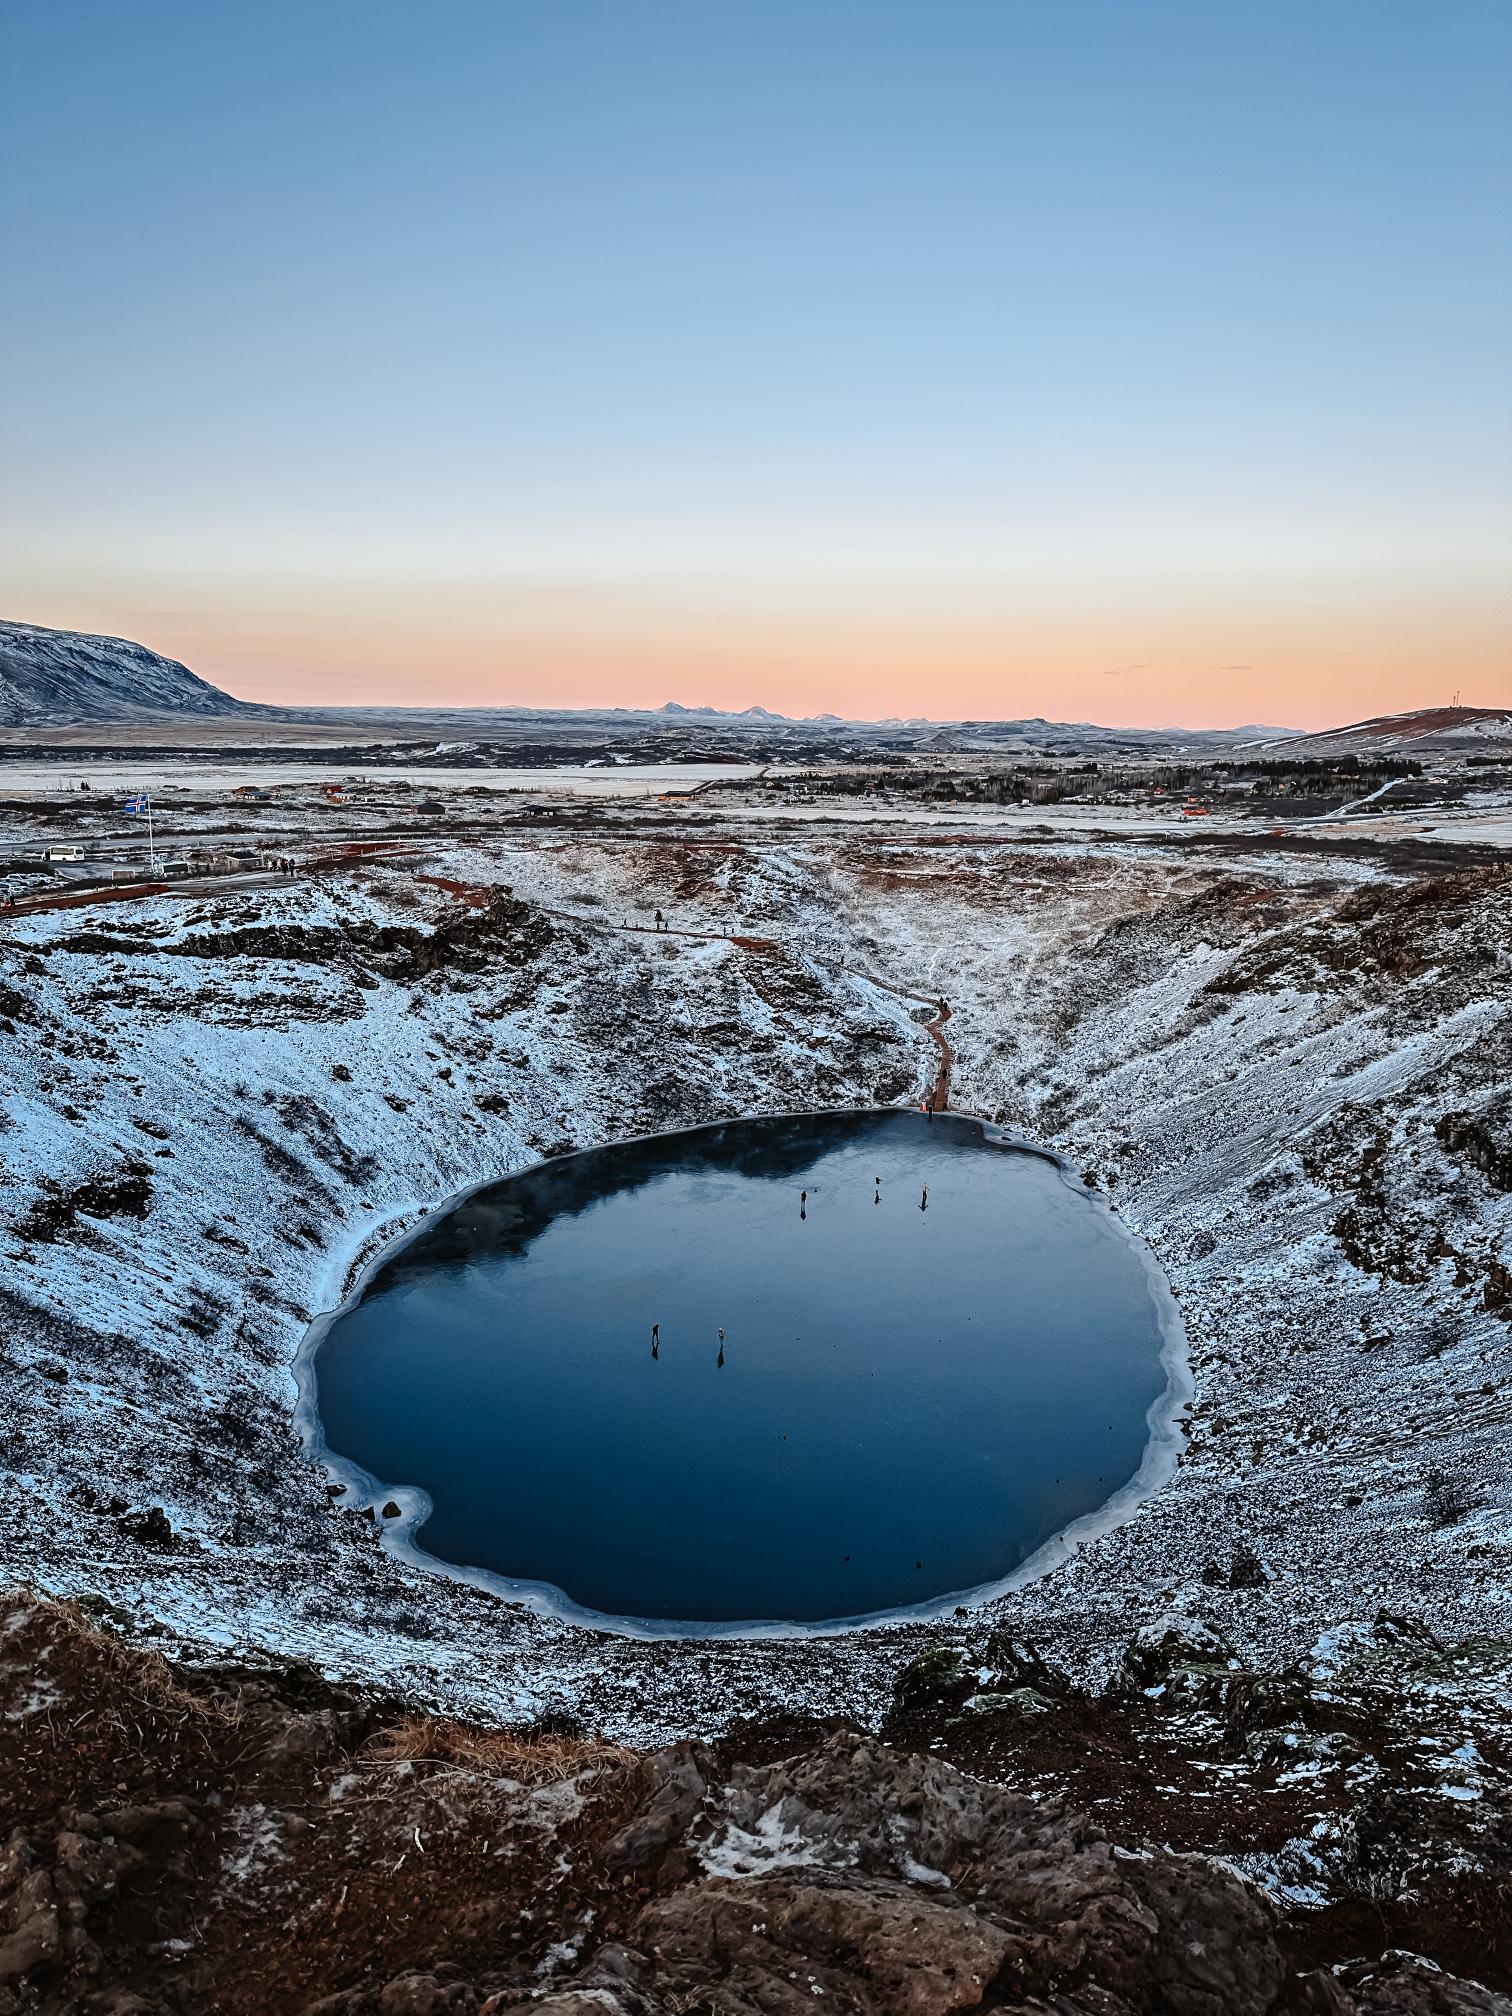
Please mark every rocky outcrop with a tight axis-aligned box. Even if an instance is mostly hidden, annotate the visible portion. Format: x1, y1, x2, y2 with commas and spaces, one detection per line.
651, 1730, 1283, 2016
13, 1160, 154, 1246
2, 1593, 1508, 2015
47, 886, 555, 984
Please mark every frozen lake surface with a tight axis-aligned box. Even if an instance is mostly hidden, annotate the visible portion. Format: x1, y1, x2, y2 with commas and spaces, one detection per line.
313, 1110, 1176, 1629
0, 759, 760, 798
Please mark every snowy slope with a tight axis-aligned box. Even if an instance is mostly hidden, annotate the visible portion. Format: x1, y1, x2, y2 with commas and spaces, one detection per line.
0, 619, 258, 725
1257, 705, 1512, 758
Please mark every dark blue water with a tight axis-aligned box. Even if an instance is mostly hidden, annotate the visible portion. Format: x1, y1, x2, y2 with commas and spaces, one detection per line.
314, 1111, 1171, 1627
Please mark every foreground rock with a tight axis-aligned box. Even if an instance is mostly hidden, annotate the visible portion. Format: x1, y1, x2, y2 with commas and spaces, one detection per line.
2, 1593, 1507, 2015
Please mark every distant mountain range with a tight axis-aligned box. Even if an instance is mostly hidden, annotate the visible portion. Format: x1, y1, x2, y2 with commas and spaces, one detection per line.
0, 618, 1285, 746
3, 617, 1505, 759
653, 697, 1300, 742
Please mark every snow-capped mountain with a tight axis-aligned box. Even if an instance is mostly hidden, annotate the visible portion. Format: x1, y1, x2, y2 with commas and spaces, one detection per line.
0, 619, 258, 726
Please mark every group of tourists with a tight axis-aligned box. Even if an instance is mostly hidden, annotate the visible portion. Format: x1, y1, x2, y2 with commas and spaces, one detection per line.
648, 1167, 935, 1362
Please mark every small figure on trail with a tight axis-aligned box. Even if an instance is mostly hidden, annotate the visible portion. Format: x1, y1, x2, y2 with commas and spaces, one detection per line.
717, 1327, 726, 1369
654, 907, 664, 933
920, 1185, 928, 1212
651, 1322, 660, 1359
800, 1188, 807, 1221
874, 1176, 880, 1206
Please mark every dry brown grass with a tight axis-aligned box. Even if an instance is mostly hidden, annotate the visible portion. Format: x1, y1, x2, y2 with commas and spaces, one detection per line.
363, 1714, 632, 1786
0, 1590, 247, 1795
46, 1594, 246, 1730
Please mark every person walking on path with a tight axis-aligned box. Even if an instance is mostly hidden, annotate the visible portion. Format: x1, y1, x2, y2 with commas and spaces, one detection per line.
651, 1322, 660, 1359
717, 1326, 725, 1368
920, 1185, 928, 1212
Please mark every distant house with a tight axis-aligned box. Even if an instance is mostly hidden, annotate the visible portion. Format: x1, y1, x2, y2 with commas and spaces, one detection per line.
232, 785, 271, 801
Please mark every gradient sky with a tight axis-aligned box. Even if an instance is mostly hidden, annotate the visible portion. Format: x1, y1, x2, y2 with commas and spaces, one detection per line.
3, 0, 1509, 726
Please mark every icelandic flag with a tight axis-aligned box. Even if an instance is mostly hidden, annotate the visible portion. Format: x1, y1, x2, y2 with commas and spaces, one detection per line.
124, 793, 149, 815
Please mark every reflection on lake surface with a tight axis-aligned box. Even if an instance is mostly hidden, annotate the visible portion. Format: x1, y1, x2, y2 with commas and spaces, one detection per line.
314, 1110, 1173, 1627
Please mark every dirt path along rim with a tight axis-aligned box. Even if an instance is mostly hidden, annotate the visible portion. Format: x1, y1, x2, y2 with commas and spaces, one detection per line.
925, 998, 953, 1110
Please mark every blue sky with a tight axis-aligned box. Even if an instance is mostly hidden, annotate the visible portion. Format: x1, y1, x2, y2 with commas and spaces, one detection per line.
3, 0, 1508, 721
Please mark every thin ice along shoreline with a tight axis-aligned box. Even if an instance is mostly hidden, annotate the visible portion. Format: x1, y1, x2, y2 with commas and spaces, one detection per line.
292, 1109, 1193, 1642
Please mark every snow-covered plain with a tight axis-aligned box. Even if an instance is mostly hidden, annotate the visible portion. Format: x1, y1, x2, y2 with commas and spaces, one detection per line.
1, 806, 1509, 1748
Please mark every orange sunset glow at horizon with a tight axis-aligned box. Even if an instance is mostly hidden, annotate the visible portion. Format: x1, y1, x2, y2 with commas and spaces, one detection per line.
4, 2, 1509, 733
21, 571, 1509, 733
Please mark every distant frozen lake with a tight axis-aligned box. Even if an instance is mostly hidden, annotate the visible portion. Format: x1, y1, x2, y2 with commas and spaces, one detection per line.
0, 760, 762, 798
312, 1110, 1179, 1632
